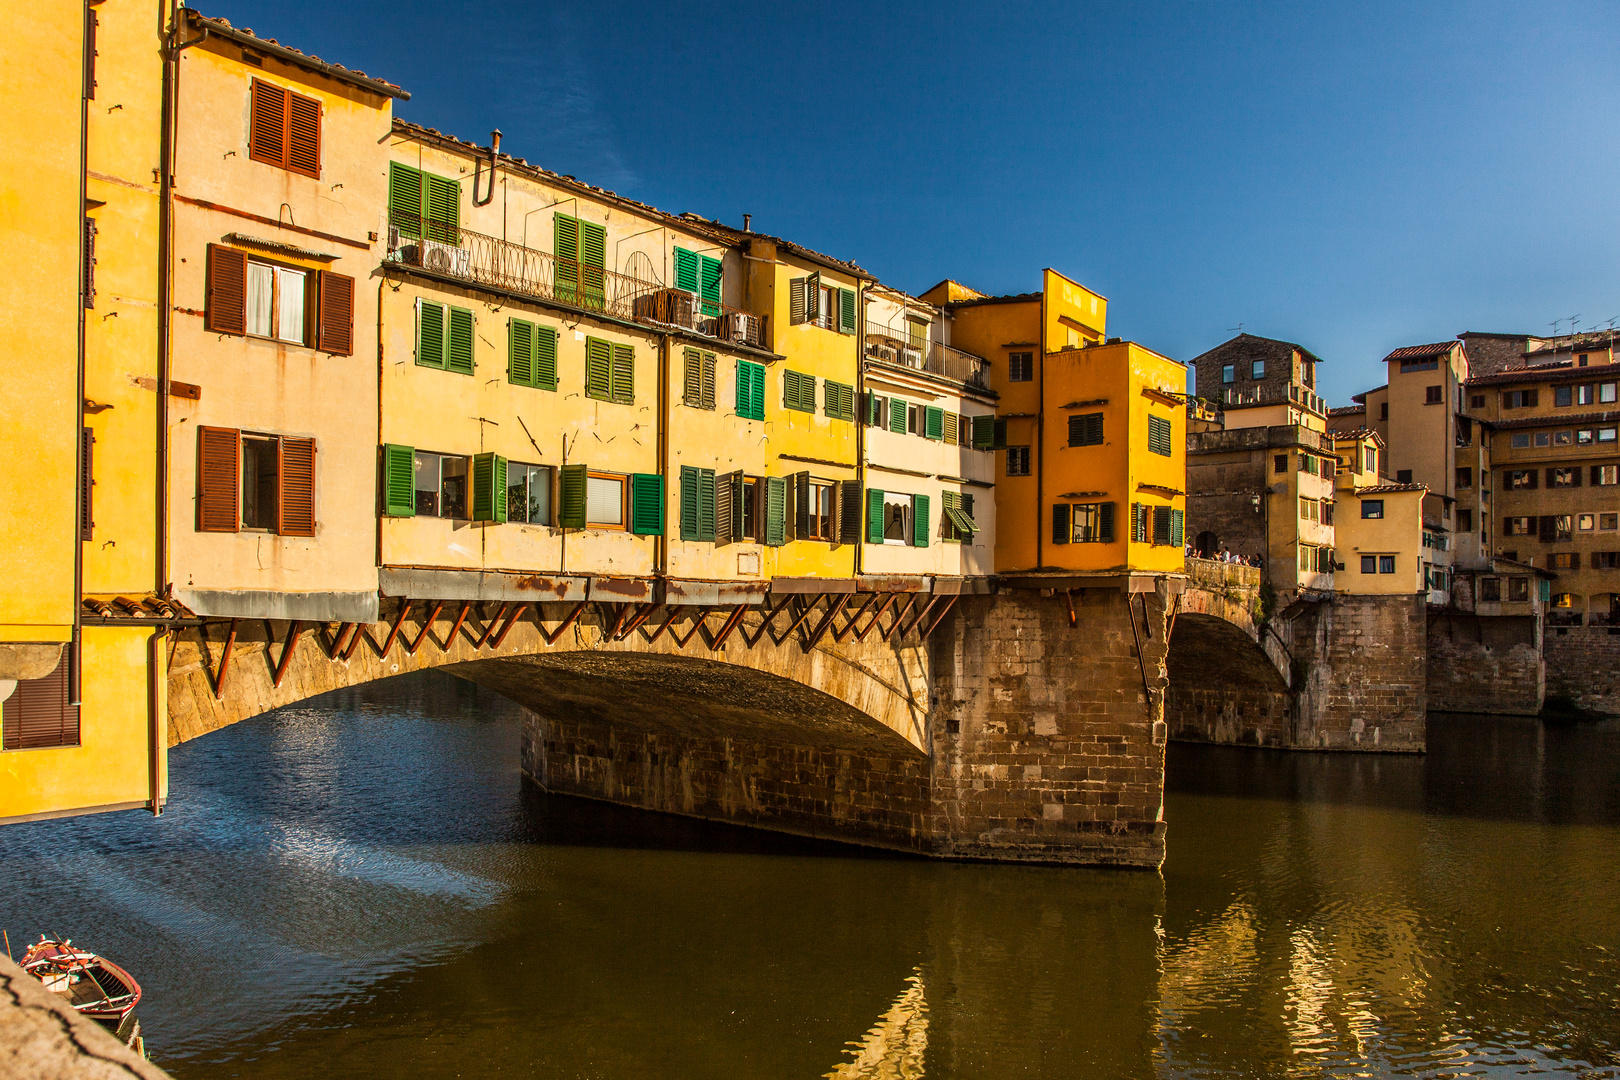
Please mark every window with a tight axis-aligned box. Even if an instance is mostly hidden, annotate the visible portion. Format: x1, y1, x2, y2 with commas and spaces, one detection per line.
741, 477, 759, 540
584, 337, 634, 404
1425, 385, 1443, 405
1007, 447, 1031, 476
1552, 592, 1575, 609
1379, 402, 1389, 420
1323, 500, 1335, 525
1604, 513, 1620, 531
1, 654, 79, 750
1221, 364, 1235, 384
783, 370, 816, 412
198, 427, 315, 535
1251, 360, 1265, 379
1602, 427, 1619, 443
1602, 382, 1618, 404
1535, 433, 1552, 448
1555, 386, 1573, 407
1556, 431, 1573, 445
1395, 469, 1412, 483
1510, 433, 1531, 449
882, 492, 914, 546
789, 273, 820, 325
1429, 567, 1450, 590
1507, 517, 1534, 536
681, 348, 717, 409
240, 261, 305, 343
1481, 576, 1501, 601
1507, 470, 1537, 490
1471, 394, 1485, 409
417, 300, 475, 375
507, 318, 558, 391
1456, 417, 1473, 445
673, 247, 722, 317
941, 492, 977, 542
249, 79, 320, 178
1458, 509, 1474, 531
554, 213, 606, 306
1578, 513, 1596, 531
1508, 577, 1530, 602
1579, 384, 1598, 406
1595, 552, 1620, 569
506, 463, 553, 525
789, 274, 855, 333
796, 477, 837, 541
736, 359, 766, 420
922, 405, 946, 440
1502, 389, 1538, 409
1456, 467, 1472, 489
907, 319, 927, 350
1147, 414, 1173, 457
1400, 357, 1439, 372
409, 451, 467, 519
942, 412, 959, 445
1068, 412, 1104, 446
1299, 455, 1319, 476
679, 467, 718, 542
1361, 555, 1378, 574
1551, 467, 1579, 488
388, 161, 460, 243
209, 245, 357, 349
1321, 458, 1335, 481
586, 473, 626, 529
1594, 466, 1619, 487
1069, 502, 1116, 543
1299, 545, 1312, 572
1299, 497, 1317, 523
1541, 515, 1573, 542
1275, 454, 1288, 474
1362, 500, 1384, 519
824, 381, 856, 422
1364, 447, 1376, 474
1009, 352, 1034, 382
1379, 555, 1396, 574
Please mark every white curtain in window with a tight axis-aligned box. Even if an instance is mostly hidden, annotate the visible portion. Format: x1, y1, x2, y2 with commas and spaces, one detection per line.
587, 476, 623, 525
245, 262, 273, 337
276, 266, 306, 343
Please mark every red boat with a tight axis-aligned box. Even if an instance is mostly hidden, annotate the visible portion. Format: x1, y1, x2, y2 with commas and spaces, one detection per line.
20, 935, 145, 1050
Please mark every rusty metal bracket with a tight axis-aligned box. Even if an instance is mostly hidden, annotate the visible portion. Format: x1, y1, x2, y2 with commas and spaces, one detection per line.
917, 596, 958, 642
341, 619, 371, 661
538, 600, 588, 646
642, 605, 681, 645
472, 602, 508, 649
377, 599, 413, 660
897, 596, 939, 641
779, 594, 824, 646
803, 593, 852, 651
490, 603, 533, 650
708, 604, 751, 651
603, 602, 635, 642
406, 602, 445, 656
740, 595, 793, 649
272, 620, 303, 688
883, 595, 917, 643
211, 618, 239, 701
1065, 589, 1077, 628
669, 607, 712, 649
326, 622, 355, 659
853, 593, 897, 642
442, 602, 473, 652
831, 593, 877, 643
615, 602, 658, 642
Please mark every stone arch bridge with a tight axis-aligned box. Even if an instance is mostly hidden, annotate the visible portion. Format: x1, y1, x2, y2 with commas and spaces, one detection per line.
163, 564, 1315, 868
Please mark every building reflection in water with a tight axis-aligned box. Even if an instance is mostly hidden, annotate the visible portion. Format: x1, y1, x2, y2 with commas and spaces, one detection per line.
826, 968, 928, 1079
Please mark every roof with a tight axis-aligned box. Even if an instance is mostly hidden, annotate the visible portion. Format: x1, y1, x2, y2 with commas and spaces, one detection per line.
392, 121, 869, 279
1328, 426, 1381, 443
942, 291, 1042, 309
1383, 341, 1457, 363
185, 11, 409, 99
1190, 332, 1324, 368
1349, 385, 1387, 404
1464, 361, 1583, 387
1327, 404, 1366, 417
1355, 483, 1427, 494
1490, 409, 1620, 430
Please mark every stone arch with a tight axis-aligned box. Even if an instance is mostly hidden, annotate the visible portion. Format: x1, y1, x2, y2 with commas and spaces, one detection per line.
1164, 612, 1293, 748
1193, 530, 1219, 560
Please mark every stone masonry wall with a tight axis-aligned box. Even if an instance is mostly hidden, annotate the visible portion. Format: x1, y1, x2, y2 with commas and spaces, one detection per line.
929, 589, 1169, 869
1286, 593, 1426, 751
1426, 612, 1543, 715
1545, 624, 1620, 715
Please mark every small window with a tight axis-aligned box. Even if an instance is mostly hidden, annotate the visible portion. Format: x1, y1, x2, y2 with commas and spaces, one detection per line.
741, 477, 759, 540
1458, 509, 1474, 530
1425, 385, 1442, 404
803, 480, 836, 541
1147, 414, 1173, 457
1379, 402, 1389, 421
506, 463, 553, 525
1396, 469, 1412, 483
1071, 502, 1113, 543
1534, 432, 1552, 448
1, 654, 80, 750
1274, 454, 1288, 474
1470, 394, 1485, 408
1480, 577, 1501, 602
241, 435, 280, 529
1601, 427, 1619, 443
783, 370, 816, 412
1551, 468, 1578, 488
1510, 433, 1530, 448
1579, 384, 1598, 406
1508, 577, 1530, 602
1603, 513, 1619, 531
245, 260, 307, 343
1362, 500, 1384, 519
882, 492, 914, 546
1596, 465, 1619, 486
1555, 386, 1573, 407
1360, 555, 1377, 574
1007, 446, 1031, 477
414, 451, 468, 519
1506, 470, 1536, 489
1250, 360, 1265, 379
1221, 364, 1235, 384
1009, 352, 1034, 382
1578, 429, 1595, 445
1578, 513, 1596, 531
1601, 382, 1618, 404
1456, 467, 1472, 489
586, 473, 626, 528
1507, 516, 1534, 536
249, 79, 321, 179
1379, 555, 1396, 574
1068, 412, 1104, 447
1363, 447, 1376, 474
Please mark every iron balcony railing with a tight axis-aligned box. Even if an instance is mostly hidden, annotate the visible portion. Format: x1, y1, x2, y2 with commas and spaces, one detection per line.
864, 328, 990, 390
1219, 383, 1326, 414
386, 212, 768, 349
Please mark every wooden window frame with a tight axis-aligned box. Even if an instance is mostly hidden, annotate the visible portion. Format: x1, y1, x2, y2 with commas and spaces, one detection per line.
586, 471, 629, 531
242, 255, 311, 345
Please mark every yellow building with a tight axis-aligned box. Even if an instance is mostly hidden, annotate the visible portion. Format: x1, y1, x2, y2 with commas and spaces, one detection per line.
1, 0, 168, 823
924, 270, 1185, 575
1328, 429, 1428, 595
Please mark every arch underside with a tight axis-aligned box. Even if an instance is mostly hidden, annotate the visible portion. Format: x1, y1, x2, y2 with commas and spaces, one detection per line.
1165, 612, 1293, 748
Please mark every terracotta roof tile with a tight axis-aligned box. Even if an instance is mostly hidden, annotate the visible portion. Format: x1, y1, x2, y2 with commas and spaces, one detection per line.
1382, 341, 1457, 362
186, 10, 409, 99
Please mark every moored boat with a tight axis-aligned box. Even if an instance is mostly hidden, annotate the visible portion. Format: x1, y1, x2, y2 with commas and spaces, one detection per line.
20, 935, 145, 1053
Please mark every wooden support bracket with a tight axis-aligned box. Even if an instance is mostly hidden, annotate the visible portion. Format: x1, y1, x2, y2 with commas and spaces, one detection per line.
883, 595, 916, 643
669, 607, 712, 649
917, 596, 958, 642
616, 602, 658, 642
212, 618, 239, 701
642, 605, 681, 645
831, 593, 877, 643
272, 620, 303, 688
803, 593, 852, 651
853, 593, 897, 642
491, 603, 533, 649
603, 602, 635, 642
538, 600, 588, 645
326, 622, 355, 659
779, 594, 823, 646
377, 599, 413, 660
708, 604, 751, 651
740, 595, 793, 649
472, 602, 508, 649
897, 596, 939, 641
406, 602, 445, 656
443, 602, 473, 652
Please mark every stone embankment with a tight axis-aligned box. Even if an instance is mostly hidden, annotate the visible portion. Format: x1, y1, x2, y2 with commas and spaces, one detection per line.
0, 954, 171, 1080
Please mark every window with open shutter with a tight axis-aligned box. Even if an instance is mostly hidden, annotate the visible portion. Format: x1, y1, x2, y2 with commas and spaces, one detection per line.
206, 244, 247, 335
471, 453, 508, 524
317, 271, 353, 355
278, 437, 316, 536
784, 371, 815, 412
446, 307, 474, 375
737, 360, 765, 420
942, 412, 958, 445
790, 472, 811, 539
389, 163, 424, 238
838, 288, 857, 334
764, 477, 787, 546
1099, 502, 1115, 543
716, 471, 740, 544
1169, 508, 1184, 547
585, 337, 612, 401
424, 174, 460, 244
198, 426, 241, 532
699, 254, 722, 316
1148, 414, 1172, 457
555, 213, 579, 299
838, 480, 861, 544
79, 427, 94, 541
383, 444, 415, 517
611, 343, 635, 404
1052, 503, 1071, 544
912, 494, 930, 548
924, 406, 945, 441
865, 488, 886, 544
1, 654, 79, 750
630, 473, 664, 535
684, 348, 716, 409
971, 414, 994, 450
559, 464, 588, 528
250, 80, 321, 179
790, 277, 808, 325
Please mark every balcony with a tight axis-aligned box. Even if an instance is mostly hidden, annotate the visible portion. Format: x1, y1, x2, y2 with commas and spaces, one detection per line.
864, 328, 990, 390
385, 212, 767, 349
1219, 382, 1326, 415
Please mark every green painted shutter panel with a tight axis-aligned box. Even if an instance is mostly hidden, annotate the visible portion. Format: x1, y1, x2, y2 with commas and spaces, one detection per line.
579, 219, 606, 305
924, 406, 944, 440
630, 473, 664, 535
940, 491, 958, 540
840, 480, 862, 544
446, 307, 474, 374
717, 471, 740, 544
559, 464, 588, 528
728, 472, 745, 541
585, 337, 611, 400
535, 326, 558, 391
509, 318, 535, 387
610, 343, 635, 404
890, 398, 909, 434
1100, 501, 1115, 543
383, 444, 416, 517
972, 414, 994, 449
424, 174, 460, 243
683, 347, 703, 407
764, 476, 787, 546
698, 469, 716, 541
701, 352, 716, 409
865, 392, 882, 426
699, 254, 722, 316
838, 288, 856, 334
679, 465, 700, 540
805, 272, 821, 322
417, 300, 445, 368
1131, 503, 1147, 543
471, 453, 508, 523
866, 488, 885, 544
1052, 503, 1071, 544
555, 213, 579, 300
1153, 505, 1172, 545
792, 471, 810, 539
674, 247, 700, 294
790, 277, 807, 324
737, 360, 765, 420
912, 494, 930, 548
1169, 507, 1183, 547
388, 162, 423, 238
1148, 414, 1172, 457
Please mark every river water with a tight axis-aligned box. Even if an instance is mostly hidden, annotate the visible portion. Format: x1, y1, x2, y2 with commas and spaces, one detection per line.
2, 671, 1617, 1079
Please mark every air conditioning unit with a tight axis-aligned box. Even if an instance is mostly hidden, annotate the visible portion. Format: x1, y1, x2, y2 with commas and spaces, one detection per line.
871, 344, 897, 363
899, 346, 922, 368
637, 288, 697, 328
718, 311, 763, 346
418, 239, 469, 276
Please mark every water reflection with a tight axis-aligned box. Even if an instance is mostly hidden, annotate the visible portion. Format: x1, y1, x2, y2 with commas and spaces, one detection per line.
0, 673, 1615, 1079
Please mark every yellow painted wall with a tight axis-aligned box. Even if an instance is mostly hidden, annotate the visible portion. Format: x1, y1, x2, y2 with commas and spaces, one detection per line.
1043, 268, 1107, 349
1334, 490, 1426, 594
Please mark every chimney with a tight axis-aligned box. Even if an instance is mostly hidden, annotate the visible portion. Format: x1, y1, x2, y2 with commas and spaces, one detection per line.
490, 129, 503, 155
743, 214, 752, 232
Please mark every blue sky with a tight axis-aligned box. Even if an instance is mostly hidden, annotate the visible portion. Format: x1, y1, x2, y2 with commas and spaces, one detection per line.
213, 0, 1620, 403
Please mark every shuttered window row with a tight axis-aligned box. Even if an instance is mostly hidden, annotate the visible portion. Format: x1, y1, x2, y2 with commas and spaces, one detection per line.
674, 247, 723, 317
389, 162, 460, 243
416, 299, 474, 374
249, 78, 321, 179
205, 244, 353, 354
585, 337, 635, 404
197, 427, 316, 536
684, 348, 717, 410
862, 488, 931, 547
783, 370, 816, 412
1, 654, 79, 750
508, 318, 558, 391
1127, 502, 1183, 546
864, 393, 998, 450
788, 273, 856, 333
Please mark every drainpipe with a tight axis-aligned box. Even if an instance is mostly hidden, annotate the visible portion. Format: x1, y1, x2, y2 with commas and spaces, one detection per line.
1036, 286, 1046, 569
72, 0, 94, 706
853, 282, 866, 578
146, 628, 166, 815
657, 333, 669, 582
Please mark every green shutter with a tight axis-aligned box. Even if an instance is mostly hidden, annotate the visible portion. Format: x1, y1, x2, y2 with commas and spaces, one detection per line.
417, 300, 445, 368
737, 360, 765, 420
674, 247, 700, 294
912, 494, 930, 548
585, 336, 611, 400
611, 342, 634, 404
890, 398, 909, 434
1131, 503, 1146, 543
424, 173, 460, 243
838, 288, 856, 334
1100, 501, 1115, 543
383, 444, 415, 517
1169, 507, 1184, 547
698, 468, 716, 541
535, 326, 558, 391
472, 453, 508, 523
446, 307, 474, 374
699, 254, 722, 316
1148, 414, 1173, 457
1052, 503, 1070, 544
993, 418, 1008, 450
865, 392, 883, 426
971, 414, 994, 449
630, 473, 663, 535
509, 318, 535, 387
559, 463, 588, 528
555, 213, 580, 300
579, 219, 606, 305
764, 476, 787, 546
866, 488, 885, 543
388, 162, 424, 239
683, 347, 703, 407
679, 465, 700, 540
924, 406, 944, 440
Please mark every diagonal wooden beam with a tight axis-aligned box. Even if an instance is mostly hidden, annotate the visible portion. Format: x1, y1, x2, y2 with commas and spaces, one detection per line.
272, 620, 304, 688
341, 617, 373, 661
538, 600, 588, 645
326, 622, 355, 659
853, 593, 897, 642
405, 601, 445, 656
615, 602, 658, 642
897, 596, 941, 640
778, 594, 823, 646
442, 602, 473, 652
740, 594, 793, 649
831, 593, 877, 643
642, 605, 681, 645
472, 602, 508, 649
917, 596, 958, 642
708, 604, 751, 652
883, 595, 916, 643
803, 593, 852, 652
376, 599, 413, 660
212, 618, 239, 701
491, 603, 533, 649
669, 607, 712, 649
603, 602, 635, 642
1065, 588, 1077, 628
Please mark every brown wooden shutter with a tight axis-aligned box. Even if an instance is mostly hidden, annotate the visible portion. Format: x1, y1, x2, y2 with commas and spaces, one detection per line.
286, 91, 321, 178
249, 79, 288, 168
278, 437, 316, 536
79, 427, 94, 541
205, 244, 247, 335
1, 654, 79, 750
317, 271, 354, 355
198, 426, 241, 532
